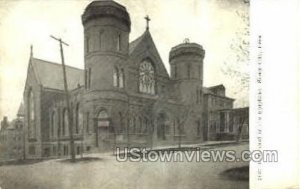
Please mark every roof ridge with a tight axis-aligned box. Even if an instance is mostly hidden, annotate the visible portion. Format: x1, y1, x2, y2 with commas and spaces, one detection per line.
32, 57, 83, 71
129, 30, 149, 54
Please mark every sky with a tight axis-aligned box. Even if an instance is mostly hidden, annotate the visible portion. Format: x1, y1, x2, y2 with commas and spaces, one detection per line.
0, 0, 249, 120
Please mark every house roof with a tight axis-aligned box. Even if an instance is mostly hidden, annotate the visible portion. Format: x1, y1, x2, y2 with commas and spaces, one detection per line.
203, 87, 234, 100
208, 84, 225, 90
31, 58, 84, 91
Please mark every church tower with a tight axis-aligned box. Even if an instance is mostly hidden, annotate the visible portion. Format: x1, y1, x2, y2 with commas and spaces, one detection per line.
82, 0, 131, 91
81, 1, 131, 145
169, 41, 206, 141
169, 41, 205, 105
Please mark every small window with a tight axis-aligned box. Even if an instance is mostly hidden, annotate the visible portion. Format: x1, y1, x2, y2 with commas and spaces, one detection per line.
197, 120, 201, 136
187, 64, 191, 79
86, 112, 90, 133
99, 31, 103, 50
63, 108, 68, 136
86, 36, 90, 53
117, 34, 121, 51
113, 67, 119, 87
86, 146, 91, 151
196, 89, 199, 104
85, 69, 88, 88
119, 68, 124, 88
88, 68, 91, 88
29, 145, 35, 155
76, 146, 80, 155
174, 65, 177, 78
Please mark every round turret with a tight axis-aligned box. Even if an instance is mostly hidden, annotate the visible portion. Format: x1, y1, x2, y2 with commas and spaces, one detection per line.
82, 0, 131, 30
82, 0, 131, 91
169, 41, 205, 105
169, 42, 205, 62
169, 41, 205, 81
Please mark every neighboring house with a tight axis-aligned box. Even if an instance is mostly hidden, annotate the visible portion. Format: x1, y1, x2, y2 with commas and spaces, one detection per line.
21, 0, 249, 159
0, 104, 25, 160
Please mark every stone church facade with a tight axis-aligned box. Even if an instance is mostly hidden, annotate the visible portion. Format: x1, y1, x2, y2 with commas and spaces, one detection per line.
22, 0, 248, 159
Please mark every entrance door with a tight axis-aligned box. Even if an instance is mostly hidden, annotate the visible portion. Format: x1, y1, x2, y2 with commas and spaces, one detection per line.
157, 113, 168, 140
96, 110, 112, 151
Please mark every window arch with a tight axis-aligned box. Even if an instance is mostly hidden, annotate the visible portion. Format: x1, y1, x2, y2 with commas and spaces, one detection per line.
119, 68, 124, 88
139, 60, 155, 94
50, 110, 57, 137
62, 108, 68, 136
113, 67, 119, 87
75, 103, 82, 134
143, 117, 148, 134
98, 110, 108, 119
99, 31, 104, 50
119, 112, 123, 133
86, 36, 90, 53
113, 67, 124, 88
117, 34, 121, 51
28, 89, 35, 138
138, 116, 143, 133
187, 63, 191, 79
97, 109, 109, 128
86, 112, 90, 133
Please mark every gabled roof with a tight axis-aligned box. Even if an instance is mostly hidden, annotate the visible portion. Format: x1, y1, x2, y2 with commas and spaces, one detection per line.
128, 30, 169, 77
129, 32, 146, 54
30, 58, 84, 90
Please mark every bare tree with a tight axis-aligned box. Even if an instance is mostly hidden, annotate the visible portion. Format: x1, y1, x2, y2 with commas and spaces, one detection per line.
221, 8, 250, 107
235, 116, 248, 143
176, 105, 193, 148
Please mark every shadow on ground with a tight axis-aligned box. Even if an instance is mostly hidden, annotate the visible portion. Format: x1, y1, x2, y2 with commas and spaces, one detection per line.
0, 159, 44, 167
59, 157, 104, 164
220, 165, 249, 181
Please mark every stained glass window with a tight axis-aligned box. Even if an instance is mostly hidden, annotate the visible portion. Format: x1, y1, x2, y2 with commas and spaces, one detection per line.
139, 60, 155, 94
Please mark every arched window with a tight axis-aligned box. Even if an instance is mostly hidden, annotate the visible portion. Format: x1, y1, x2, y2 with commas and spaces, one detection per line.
28, 89, 35, 138
50, 111, 56, 137
131, 117, 136, 134
119, 112, 123, 133
98, 110, 108, 119
99, 31, 103, 50
143, 117, 148, 134
119, 68, 124, 88
138, 116, 143, 133
86, 112, 90, 133
197, 119, 201, 136
86, 36, 90, 53
139, 60, 155, 94
63, 108, 68, 136
75, 103, 82, 134
97, 110, 109, 128
113, 67, 119, 87
187, 63, 191, 79
117, 34, 121, 51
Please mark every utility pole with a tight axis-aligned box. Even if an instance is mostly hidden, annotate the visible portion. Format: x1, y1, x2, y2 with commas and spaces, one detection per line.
50, 35, 76, 161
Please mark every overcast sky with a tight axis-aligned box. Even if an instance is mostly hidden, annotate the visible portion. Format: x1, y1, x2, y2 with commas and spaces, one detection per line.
0, 0, 248, 120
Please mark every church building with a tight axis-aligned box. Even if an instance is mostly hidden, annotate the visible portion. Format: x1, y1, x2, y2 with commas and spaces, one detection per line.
22, 0, 248, 159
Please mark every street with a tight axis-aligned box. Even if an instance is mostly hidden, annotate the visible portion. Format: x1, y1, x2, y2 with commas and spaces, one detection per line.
0, 143, 249, 189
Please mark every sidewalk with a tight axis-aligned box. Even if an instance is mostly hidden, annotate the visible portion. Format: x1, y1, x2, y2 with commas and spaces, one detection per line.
151, 140, 249, 150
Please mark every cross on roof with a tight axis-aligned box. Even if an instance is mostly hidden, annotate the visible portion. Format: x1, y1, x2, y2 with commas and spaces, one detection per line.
30, 45, 33, 58
144, 15, 151, 30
